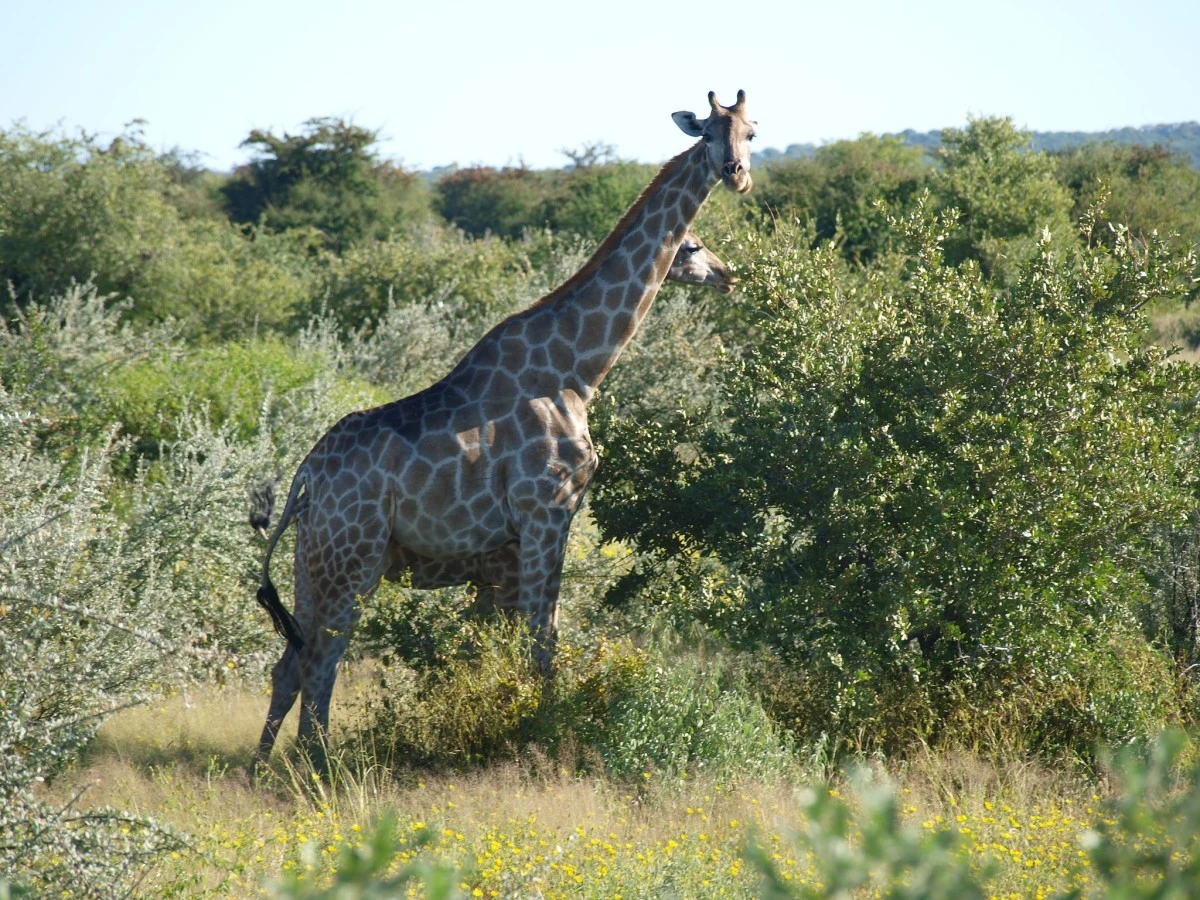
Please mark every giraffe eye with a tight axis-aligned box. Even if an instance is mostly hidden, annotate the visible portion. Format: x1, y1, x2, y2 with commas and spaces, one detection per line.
748, 133, 757, 142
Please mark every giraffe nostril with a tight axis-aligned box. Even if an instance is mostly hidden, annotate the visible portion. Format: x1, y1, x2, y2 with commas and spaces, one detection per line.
723, 161, 744, 177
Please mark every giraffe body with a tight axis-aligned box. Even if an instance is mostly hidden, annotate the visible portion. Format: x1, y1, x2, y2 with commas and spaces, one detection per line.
253, 92, 755, 773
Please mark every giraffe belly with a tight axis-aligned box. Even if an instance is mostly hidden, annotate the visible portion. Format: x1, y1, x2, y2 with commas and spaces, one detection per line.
386, 467, 514, 560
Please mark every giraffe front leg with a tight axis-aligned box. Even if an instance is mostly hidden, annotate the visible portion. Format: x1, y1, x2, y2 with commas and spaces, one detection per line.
517, 511, 572, 677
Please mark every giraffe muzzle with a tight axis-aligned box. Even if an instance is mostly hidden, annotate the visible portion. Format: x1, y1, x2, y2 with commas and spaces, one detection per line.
722, 162, 753, 194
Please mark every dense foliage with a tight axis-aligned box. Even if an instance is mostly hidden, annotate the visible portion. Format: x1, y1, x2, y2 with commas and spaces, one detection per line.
594, 204, 1200, 755
221, 117, 430, 252
2, 113, 1200, 893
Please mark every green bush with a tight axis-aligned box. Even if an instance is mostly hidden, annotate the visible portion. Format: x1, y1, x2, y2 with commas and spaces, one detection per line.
353, 621, 794, 781
0, 368, 195, 894
124, 218, 316, 339
357, 621, 548, 768
0, 126, 180, 304
596, 281, 730, 423
545, 159, 658, 242
356, 577, 476, 674
583, 641, 796, 781
0, 125, 316, 339
595, 202, 1200, 759
932, 117, 1074, 279
315, 226, 543, 332
98, 337, 330, 459
433, 156, 659, 244
0, 283, 421, 890
435, 165, 552, 239
752, 134, 930, 264
1056, 143, 1200, 252
221, 117, 431, 252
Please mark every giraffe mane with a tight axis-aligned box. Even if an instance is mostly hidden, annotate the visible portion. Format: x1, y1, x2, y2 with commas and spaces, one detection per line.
524, 143, 699, 310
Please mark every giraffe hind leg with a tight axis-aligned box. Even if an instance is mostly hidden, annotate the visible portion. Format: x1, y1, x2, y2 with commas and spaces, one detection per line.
294, 559, 382, 778
251, 643, 300, 777
253, 518, 320, 777
295, 620, 357, 779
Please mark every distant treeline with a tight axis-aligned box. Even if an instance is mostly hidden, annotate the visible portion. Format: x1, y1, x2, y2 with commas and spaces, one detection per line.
4, 115, 1198, 345
755, 121, 1200, 168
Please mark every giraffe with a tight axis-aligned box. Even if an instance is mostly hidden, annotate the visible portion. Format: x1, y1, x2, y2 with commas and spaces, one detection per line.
249, 230, 734, 595
247, 229, 733, 538
252, 91, 756, 773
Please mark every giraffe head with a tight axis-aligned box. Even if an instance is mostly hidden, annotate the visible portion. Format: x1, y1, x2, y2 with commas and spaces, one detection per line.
671, 90, 756, 194
668, 232, 736, 294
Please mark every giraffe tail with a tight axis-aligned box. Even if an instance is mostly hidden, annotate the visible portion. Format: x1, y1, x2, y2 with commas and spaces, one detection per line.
256, 464, 307, 650
257, 579, 304, 649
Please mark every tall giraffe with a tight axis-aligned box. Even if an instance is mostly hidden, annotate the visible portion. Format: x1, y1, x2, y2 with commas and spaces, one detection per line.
250, 230, 735, 595
253, 91, 756, 772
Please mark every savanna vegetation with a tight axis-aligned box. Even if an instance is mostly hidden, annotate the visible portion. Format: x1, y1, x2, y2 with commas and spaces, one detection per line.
3, 113, 1200, 897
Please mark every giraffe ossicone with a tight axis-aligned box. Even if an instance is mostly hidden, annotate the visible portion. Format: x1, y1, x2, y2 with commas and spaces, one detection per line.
252, 91, 756, 774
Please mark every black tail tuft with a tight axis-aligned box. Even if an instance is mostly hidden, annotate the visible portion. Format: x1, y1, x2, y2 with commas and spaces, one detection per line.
256, 577, 304, 649
249, 478, 276, 536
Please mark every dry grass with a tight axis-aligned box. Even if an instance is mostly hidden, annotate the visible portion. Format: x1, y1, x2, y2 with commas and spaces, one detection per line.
36, 675, 1130, 897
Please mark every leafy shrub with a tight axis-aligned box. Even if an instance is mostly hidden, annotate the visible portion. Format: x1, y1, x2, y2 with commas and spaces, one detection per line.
0, 285, 379, 667
435, 165, 552, 239
354, 621, 793, 781
932, 117, 1074, 279
1056, 143, 1200, 252
358, 621, 547, 768
315, 225, 542, 332
98, 337, 324, 457
0, 284, 403, 891
95, 323, 386, 472
596, 282, 729, 423
582, 641, 796, 781
595, 202, 1200, 759
356, 578, 477, 674
0, 380, 192, 894
221, 117, 431, 252
338, 298, 464, 398
0, 125, 316, 339
434, 157, 659, 244
544, 159, 657, 242
752, 134, 930, 264
0, 283, 173, 459
0, 125, 180, 304
124, 218, 316, 339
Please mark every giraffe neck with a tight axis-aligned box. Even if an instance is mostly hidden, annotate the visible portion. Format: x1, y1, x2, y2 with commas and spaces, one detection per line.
544, 142, 718, 395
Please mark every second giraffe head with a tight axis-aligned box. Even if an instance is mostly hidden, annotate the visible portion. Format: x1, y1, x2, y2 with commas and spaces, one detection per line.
668, 232, 737, 294
671, 89, 756, 194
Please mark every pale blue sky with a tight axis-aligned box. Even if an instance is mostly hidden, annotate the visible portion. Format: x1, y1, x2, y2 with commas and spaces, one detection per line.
2, 0, 1197, 171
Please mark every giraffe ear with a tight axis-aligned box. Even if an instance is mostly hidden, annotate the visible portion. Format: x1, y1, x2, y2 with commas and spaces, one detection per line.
672, 110, 706, 137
